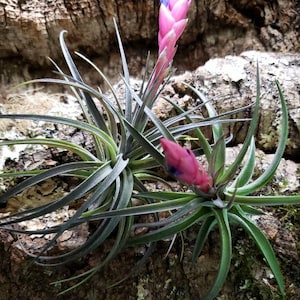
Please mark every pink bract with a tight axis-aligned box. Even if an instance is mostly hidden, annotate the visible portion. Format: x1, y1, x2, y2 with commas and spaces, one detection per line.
160, 138, 212, 192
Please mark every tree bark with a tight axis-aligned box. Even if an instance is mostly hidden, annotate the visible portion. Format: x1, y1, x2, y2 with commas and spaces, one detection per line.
0, 0, 299, 85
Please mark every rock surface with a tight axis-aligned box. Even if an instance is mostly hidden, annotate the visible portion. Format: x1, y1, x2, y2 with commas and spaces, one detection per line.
129, 51, 300, 158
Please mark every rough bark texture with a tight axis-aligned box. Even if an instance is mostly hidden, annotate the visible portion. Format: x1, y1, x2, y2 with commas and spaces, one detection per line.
0, 0, 299, 85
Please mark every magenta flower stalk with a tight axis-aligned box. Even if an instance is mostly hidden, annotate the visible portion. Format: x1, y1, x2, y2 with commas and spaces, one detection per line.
160, 138, 213, 193
149, 0, 191, 91
158, 0, 191, 61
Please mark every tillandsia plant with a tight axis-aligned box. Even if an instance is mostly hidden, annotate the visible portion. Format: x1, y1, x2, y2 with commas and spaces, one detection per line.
0, 0, 299, 298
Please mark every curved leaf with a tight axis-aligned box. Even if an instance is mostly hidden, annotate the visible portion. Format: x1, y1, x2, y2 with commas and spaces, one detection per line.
0, 114, 117, 160
128, 202, 211, 245
0, 161, 101, 204
229, 206, 285, 296
227, 136, 256, 191
59, 31, 108, 132
228, 194, 300, 206
0, 138, 98, 161
186, 84, 225, 177
235, 80, 288, 195
218, 64, 261, 185
0, 161, 113, 225
192, 216, 217, 262
203, 209, 232, 300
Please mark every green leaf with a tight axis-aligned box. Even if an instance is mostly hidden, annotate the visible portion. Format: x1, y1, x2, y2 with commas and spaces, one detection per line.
236, 204, 264, 215
17, 75, 126, 148
132, 49, 168, 129
33, 155, 130, 264
74, 51, 122, 140
227, 136, 256, 191
0, 114, 118, 161
218, 64, 261, 185
113, 18, 132, 123
58, 31, 108, 132
133, 172, 173, 188
229, 206, 285, 296
192, 216, 217, 262
82, 195, 200, 219
129, 157, 161, 171
120, 78, 174, 159
0, 161, 100, 204
80, 169, 134, 264
133, 191, 197, 201
234, 80, 289, 195
128, 202, 211, 245
186, 85, 226, 177
162, 95, 212, 160
0, 138, 98, 161
209, 135, 226, 181
0, 161, 114, 226
168, 118, 248, 137
203, 209, 232, 300
228, 194, 300, 206
123, 118, 164, 165
50, 55, 96, 128
131, 200, 211, 231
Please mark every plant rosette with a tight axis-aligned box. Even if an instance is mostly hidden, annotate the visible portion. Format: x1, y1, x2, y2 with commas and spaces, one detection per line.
0, 0, 299, 298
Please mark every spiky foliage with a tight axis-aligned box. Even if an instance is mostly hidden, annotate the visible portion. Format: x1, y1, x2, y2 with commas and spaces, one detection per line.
0, 6, 299, 300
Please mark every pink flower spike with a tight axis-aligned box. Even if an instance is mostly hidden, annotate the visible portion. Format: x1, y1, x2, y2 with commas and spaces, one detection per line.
172, 19, 188, 39
157, 0, 191, 64
159, 29, 177, 55
171, 0, 190, 21
160, 138, 212, 192
169, 0, 180, 10
149, 0, 191, 93
159, 4, 175, 37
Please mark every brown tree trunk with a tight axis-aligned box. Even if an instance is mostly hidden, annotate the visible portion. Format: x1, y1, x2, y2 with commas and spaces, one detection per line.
0, 0, 299, 85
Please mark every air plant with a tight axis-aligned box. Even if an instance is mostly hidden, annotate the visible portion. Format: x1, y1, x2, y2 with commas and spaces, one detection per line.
0, 0, 299, 299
